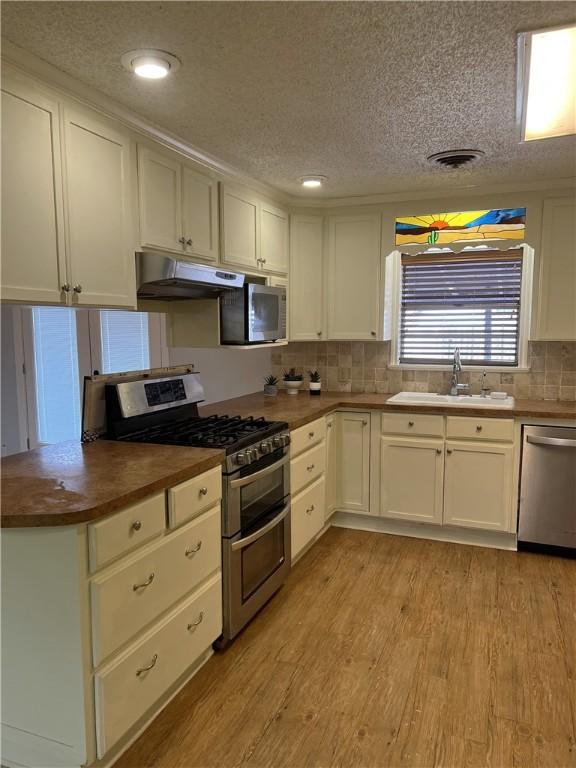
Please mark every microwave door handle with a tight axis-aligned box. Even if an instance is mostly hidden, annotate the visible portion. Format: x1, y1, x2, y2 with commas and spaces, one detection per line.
231, 504, 290, 552
229, 454, 289, 489
526, 435, 576, 449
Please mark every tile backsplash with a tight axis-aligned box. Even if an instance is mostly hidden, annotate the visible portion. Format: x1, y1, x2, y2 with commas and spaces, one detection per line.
271, 341, 576, 401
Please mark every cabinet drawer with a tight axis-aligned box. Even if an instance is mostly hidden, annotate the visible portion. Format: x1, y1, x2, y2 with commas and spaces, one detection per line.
382, 412, 445, 437
291, 441, 326, 495
168, 466, 222, 529
291, 417, 326, 458
88, 493, 166, 572
291, 476, 325, 560
91, 505, 221, 666
446, 417, 514, 443
95, 574, 222, 758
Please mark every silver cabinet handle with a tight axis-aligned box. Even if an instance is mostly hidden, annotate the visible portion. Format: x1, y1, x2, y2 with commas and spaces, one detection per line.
476, 425, 483, 432
186, 238, 193, 247
178, 236, 187, 245
408, 421, 414, 427
371, 331, 377, 336
447, 449, 453, 455
199, 487, 208, 496
187, 612, 204, 632
307, 464, 315, 471
306, 505, 315, 515
362, 420, 368, 426
327, 422, 332, 429
262, 258, 267, 264
133, 572, 155, 591
185, 541, 202, 557
309, 431, 315, 438
136, 653, 158, 677
526, 435, 576, 449
436, 449, 442, 455
73, 284, 82, 294
131, 520, 142, 532
317, 331, 322, 336
61, 283, 71, 293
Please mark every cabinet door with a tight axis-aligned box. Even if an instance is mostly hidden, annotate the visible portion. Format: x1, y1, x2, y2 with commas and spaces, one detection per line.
182, 166, 218, 262
443, 441, 513, 531
260, 202, 288, 274
327, 214, 381, 340
339, 412, 371, 514
380, 436, 444, 524
63, 109, 136, 308
1, 78, 66, 304
289, 215, 324, 341
535, 197, 576, 340
325, 414, 339, 518
220, 185, 259, 270
138, 147, 183, 254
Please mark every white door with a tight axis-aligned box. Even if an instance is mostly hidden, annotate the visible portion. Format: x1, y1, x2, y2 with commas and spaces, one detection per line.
535, 197, 576, 340
260, 202, 288, 274
443, 441, 513, 531
63, 108, 136, 308
289, 215, 324, 341
327, 214, 381, 340
380, 436, 444, 524
325, 414, 339, 518
1, 76, 67, 304
137, 146, 183, 254
182, 166, 218, 262
220, 185, 259, 270
339, 412, 371, 514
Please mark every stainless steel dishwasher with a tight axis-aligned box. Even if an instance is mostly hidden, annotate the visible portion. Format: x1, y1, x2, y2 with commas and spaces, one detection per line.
518, 425, 576, 556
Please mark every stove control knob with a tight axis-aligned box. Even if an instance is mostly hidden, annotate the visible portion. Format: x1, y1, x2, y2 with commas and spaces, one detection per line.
260, 441, 272, 454
248, 448, 259, 462
236, 452, 248, 465
272, 436, 283, 449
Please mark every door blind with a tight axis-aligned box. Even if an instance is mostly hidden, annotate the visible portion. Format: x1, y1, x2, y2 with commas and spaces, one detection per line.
100, 311, 150, 374
399, 250, 523, 366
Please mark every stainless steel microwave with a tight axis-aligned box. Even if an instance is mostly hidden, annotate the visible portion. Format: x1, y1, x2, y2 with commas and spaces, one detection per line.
220, 284, 287, 345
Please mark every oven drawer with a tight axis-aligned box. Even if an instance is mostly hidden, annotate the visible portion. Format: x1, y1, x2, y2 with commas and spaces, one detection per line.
446, 416, 514, 442
94, 573, 222, 758
91, 504, 221, 666
382, 412, 445, 438
167, 466, 222, 529
291, 441, 326, 495
291, 417, 326, 458
291, 476, 325, 561
88, 493, 166, 573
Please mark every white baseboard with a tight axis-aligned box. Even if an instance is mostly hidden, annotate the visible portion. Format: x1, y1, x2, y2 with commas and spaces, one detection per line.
331, 511, 517, 551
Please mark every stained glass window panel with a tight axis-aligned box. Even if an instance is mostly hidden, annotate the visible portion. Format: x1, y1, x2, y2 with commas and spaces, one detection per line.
395, 208, 526, 246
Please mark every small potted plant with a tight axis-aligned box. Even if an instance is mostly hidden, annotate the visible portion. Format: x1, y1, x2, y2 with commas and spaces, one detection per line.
308, 370, 322, 396
283, 368, 303, 395
263, 374, 279, 397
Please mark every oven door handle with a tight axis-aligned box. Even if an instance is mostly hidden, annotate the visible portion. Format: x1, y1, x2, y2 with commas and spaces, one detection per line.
231, 504, 290, 552
229, 454, 289, 489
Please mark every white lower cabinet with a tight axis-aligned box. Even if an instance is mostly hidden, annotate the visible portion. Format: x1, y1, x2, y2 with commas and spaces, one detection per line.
291, 476, 325, 560
380, 437, 444, 524
339, 412, 371, 514
443, 441, 514, 531
325, 414, 338, 519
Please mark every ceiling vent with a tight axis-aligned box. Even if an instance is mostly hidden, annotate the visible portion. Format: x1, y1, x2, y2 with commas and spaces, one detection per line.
427, 149, 485, 169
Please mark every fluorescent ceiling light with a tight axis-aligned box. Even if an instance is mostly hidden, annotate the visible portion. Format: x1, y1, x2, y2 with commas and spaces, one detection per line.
121, 50, 181, 80
518, 24, 576, 141
300, 175, 327, 188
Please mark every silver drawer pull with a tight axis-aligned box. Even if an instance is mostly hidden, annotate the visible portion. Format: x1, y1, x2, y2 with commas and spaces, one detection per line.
476, 425, 483, 432
408, 421, 414, 427
131, 520, 142, 532
307, 464, 315, 471
306, 505, 315, 515
136, 653, 158, 677
199, 487, 208, 496
187, 612, 204, 632
133, 573, 155, 591
309, 432, 315, 438
447, 449, 453, 455
185, 541, 202, 557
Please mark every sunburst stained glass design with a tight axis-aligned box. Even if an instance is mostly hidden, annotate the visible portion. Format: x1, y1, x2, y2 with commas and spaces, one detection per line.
395, 208, 526, 246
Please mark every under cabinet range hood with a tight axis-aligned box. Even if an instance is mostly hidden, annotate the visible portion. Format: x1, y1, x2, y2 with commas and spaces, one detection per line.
136, 252, 244, 300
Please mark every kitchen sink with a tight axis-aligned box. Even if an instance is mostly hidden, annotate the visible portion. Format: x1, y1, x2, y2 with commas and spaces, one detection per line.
387, 392, 515, 408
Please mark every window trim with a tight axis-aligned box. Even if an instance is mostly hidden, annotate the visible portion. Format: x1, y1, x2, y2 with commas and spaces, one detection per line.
385, 243, 534, 371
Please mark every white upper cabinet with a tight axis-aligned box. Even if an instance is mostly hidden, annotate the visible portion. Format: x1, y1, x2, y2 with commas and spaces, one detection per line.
289, 215, 324, 341
1, 76, 67, 304
220, 184, 260, 270
535, 197, 576, 340
327, 214, 381, 340
138, 147, 218, 262
260, 202, 289, 273
63, 108, 136, 308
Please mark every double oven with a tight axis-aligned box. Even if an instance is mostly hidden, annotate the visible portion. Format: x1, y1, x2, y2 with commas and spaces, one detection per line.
221, 436, 291, 643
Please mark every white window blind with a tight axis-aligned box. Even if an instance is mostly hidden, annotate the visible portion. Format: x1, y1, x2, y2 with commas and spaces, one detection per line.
99, 311, 150, 374
399, 249, 523, 366
32, 307, 81, 444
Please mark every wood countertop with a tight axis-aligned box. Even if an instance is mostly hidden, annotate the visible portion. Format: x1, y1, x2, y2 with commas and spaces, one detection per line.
200, 391, 576, 430
1, 441, 224, 528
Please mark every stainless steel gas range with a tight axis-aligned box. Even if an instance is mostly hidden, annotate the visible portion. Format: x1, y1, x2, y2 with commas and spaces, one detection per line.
84, 367, 291, 646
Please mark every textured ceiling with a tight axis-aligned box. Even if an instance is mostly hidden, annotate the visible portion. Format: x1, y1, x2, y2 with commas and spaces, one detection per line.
2, 1, 576, 199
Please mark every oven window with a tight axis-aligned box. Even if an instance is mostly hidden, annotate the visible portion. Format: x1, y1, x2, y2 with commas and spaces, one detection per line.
250, 293, 279, 333
241, 519, 286, 601
240, 461, 285, 530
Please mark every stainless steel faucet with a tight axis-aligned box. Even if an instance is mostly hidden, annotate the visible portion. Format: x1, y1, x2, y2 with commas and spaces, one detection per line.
450, 347, 469, 396
480, 370, 491, 398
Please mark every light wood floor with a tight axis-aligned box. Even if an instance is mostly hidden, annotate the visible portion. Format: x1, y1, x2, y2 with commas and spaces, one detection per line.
116, 528, 576, 768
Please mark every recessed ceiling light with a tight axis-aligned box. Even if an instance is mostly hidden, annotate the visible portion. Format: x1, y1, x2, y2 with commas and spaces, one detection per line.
121, 49, 181, 80
518, 24, 576, 141
300, 175, 327, 188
